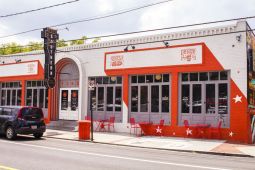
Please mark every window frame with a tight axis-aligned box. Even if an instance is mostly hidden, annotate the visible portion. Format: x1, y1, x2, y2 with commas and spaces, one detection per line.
129, 74, 171, 124
179, 71, 230, 127
0, 81, 21, 106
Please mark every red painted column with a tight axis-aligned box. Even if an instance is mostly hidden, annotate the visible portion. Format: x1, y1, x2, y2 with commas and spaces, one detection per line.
47, 88, 53, 123
21, 80, 26, 106
171, 72, 179, 127
123, 74, 129, 123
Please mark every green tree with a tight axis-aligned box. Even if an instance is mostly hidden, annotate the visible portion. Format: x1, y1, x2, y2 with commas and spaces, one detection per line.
27, 42, 43, 51
70, 36, 87, 45
92, 37, 101, 43
0, 35, 100, 55
57, 39, 68, 47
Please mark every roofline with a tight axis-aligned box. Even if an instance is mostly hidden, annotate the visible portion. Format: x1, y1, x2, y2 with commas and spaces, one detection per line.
1, 20, 246, 58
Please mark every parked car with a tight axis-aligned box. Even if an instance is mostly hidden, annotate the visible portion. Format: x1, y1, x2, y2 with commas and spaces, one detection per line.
0, 106, 46, 140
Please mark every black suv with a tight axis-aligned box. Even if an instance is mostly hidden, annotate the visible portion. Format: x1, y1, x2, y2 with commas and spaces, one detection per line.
0, 106, 46, 140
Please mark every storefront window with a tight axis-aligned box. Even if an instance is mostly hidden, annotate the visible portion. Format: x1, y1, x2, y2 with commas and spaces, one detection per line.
115, 87, 122, 112
106, 87, 113, 111
1, 90, 6, 106
151, 86, 159, 112
0, 82, 21, 106
162, 85, 169, 112
131, 86, 138, 112
181, 84, 190, 113
192, 84, 201, 113
97, 87, 104, 111
179, 71, 229, 127
26, 89, 32, 106
26, 81, 48, 109
88, 76, 122, 122
130, 74, 170, 124
140, 86, 148, 112
218, 83, 228, 114
11, 90, 16, 105
206, 84, 216, 114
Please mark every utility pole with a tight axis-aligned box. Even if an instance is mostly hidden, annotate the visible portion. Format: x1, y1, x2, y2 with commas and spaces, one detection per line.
88, 80, 95, 141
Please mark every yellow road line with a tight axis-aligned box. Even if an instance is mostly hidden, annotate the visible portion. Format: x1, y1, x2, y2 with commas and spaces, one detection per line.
0, 165, 18, 170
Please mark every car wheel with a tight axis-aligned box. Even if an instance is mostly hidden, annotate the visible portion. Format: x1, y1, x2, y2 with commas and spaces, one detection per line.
6, 126, 17, 140
33, 133, 43, 139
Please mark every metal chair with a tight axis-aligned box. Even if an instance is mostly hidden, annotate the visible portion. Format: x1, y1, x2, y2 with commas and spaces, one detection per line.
106, 116, 115, 132
129, 117, 141, 136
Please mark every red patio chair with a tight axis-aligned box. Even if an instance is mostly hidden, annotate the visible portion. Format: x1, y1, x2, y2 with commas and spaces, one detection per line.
105, 116, 115, 132
159, 119, 164, 126
209, 120, 222, 139
184, 120, 189, 128
85, 116, 91, 120
129, 117, 141, 136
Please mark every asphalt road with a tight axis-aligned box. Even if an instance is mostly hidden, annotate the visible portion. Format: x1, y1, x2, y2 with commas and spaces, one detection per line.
0, 135, 254, 170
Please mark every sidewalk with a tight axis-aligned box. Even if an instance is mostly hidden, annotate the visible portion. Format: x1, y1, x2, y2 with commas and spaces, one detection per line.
44, 129, 255, 157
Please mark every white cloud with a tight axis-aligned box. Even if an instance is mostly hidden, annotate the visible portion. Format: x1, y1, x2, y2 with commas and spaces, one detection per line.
0, 0, 254, 45
97, 0, 114, 13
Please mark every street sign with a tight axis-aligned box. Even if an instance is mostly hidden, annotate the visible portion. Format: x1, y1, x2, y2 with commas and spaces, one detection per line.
88, 80, 95, 91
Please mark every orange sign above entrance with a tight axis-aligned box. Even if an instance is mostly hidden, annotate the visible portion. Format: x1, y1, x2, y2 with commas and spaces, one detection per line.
105, 44, 203, 71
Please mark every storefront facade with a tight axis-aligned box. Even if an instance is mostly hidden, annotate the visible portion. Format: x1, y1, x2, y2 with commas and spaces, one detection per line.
0, 21, 254, 143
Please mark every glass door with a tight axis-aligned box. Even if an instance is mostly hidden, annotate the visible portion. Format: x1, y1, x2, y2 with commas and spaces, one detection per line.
192, 84, 202, 114
140, 86, 148, 113
59, 88, 79, 120
205, 84, 216, 114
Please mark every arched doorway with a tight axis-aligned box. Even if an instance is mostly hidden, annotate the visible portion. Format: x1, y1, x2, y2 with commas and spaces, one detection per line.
58, 62, 79, 120
51, 58, 80, 121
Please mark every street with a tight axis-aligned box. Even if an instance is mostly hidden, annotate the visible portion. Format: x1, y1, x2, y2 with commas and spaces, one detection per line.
0, 136, 254, 170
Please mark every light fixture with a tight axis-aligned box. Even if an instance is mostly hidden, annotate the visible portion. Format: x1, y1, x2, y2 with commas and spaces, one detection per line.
236, 34, 241, 42
124, 45, 136, 51
110, 76, 117, 82
15, 59, 21, 63
124, 46, 128, 52
155, 74, 162, 80
163, 41, 169, 47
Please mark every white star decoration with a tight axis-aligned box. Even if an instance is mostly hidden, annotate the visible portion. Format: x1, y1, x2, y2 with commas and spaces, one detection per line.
173, 132, 176, 135
156, 126, 162, 133
229, 131, 234, 137
233, 95, 242, 103
186, 128, 192, 135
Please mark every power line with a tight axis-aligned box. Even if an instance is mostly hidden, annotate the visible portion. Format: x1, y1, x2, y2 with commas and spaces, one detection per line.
0, 0, 79, 18
56, 28, 255, 52
1, 28, 254, 57
0, 0, 173, 39
0, 15, 255, 51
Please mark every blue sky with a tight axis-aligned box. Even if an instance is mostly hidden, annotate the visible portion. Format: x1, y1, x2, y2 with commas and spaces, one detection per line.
0, 0, 254, 45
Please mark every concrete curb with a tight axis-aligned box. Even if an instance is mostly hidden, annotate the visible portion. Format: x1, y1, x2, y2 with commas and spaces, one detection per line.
43, 135, 255, 158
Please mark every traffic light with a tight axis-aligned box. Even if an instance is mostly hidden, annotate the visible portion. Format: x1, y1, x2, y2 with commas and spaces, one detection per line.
41, 27, 59, 88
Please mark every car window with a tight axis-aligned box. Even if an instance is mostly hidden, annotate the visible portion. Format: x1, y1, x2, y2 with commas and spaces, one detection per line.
2, 108, 12, 116
21, 108, 43, 119
12, 108, 19, 116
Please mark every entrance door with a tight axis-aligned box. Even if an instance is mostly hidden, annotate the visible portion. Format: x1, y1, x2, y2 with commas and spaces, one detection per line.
59, 88, 79, 120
